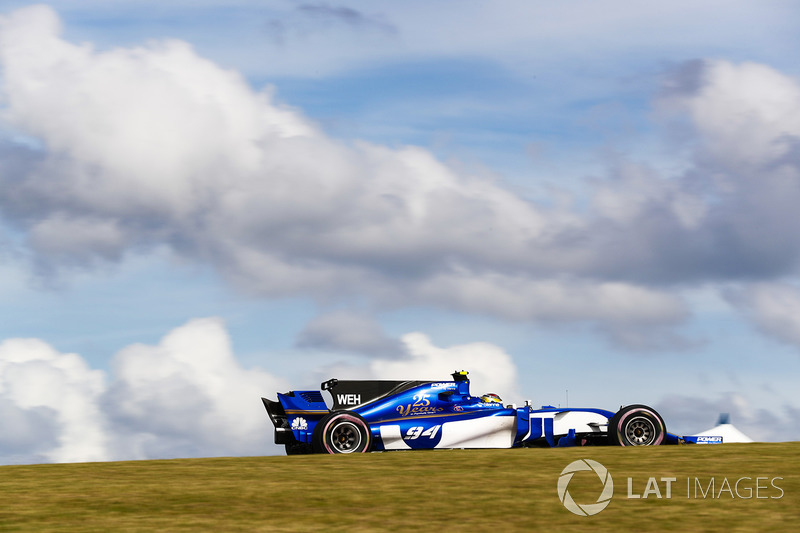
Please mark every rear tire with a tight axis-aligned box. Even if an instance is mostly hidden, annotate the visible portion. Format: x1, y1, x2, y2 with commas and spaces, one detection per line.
608, 404, 665, 446
312, 412, 372, 454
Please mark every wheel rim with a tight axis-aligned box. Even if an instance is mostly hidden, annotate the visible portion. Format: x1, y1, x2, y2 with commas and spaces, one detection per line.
330, 421, 362, 453
624, 416, 655, 445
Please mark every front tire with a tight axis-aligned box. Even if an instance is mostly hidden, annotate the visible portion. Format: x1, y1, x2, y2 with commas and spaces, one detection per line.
312, 412, 372, 454
608, 404, 665, 446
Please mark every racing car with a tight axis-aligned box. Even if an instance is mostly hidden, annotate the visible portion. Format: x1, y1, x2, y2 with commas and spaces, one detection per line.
262, 371, 722, 454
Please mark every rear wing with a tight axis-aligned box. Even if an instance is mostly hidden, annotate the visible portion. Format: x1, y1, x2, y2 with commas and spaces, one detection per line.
262, 390, 329, 446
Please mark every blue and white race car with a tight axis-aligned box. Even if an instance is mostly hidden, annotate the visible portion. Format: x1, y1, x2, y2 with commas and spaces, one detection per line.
262, 371, 721, 454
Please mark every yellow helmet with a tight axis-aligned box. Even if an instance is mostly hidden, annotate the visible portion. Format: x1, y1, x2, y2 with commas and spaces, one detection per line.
481, 393, 502, 404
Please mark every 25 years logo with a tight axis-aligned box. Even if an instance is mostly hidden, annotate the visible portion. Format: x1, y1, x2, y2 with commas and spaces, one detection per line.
557, 459, 614, 516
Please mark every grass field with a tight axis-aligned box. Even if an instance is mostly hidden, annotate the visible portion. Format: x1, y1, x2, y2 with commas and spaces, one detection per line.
1, 443, 798, 531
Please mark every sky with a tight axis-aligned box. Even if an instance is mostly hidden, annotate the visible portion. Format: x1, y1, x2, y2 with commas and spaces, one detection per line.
0, 1, 799, 464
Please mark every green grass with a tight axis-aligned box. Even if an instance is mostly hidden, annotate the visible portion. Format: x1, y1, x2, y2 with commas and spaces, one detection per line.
1, 443, 798, 531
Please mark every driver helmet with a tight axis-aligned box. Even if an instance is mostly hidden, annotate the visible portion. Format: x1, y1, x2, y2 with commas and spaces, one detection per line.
481, 393, 503, 404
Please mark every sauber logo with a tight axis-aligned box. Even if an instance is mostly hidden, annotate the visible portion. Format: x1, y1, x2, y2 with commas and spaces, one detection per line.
337, 393, 361, 405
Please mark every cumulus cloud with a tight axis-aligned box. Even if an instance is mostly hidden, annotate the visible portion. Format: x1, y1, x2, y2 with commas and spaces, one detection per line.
0, 337, 108, 463
647, 60, 800, 280
0, 6, 687, 345
105, 317, 288, 460
660, 59, 800, 167
2, 7, 800, 351
553, 59, 800, 289
0, 318, 288, 464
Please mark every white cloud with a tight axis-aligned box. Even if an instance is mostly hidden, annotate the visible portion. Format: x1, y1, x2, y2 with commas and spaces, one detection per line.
660, 60, 800, 167
0, 5, 673, 343
0, 318, 287, 464
571, 59, 800, 287
0, 5, 313, 220
2, 7, 800, 351
105, 317, 287, 460
0, 337, 108, 463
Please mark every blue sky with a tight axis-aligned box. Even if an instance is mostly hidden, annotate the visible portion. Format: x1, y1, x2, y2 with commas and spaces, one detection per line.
1, 1, 799, 463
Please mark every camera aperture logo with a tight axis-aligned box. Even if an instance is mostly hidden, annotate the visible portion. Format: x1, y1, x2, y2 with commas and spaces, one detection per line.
557, 459, 614, 516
